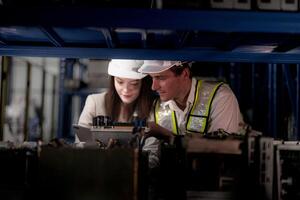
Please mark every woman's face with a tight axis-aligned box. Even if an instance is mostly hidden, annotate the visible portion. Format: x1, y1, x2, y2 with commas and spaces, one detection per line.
114, 77, 142, 104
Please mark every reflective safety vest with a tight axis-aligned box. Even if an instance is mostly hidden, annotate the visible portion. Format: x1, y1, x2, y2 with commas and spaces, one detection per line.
154, 80, 223, 135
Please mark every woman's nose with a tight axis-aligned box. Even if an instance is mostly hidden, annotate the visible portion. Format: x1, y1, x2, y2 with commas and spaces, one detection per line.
123, 83, 134, 92
123, 84, 129, 92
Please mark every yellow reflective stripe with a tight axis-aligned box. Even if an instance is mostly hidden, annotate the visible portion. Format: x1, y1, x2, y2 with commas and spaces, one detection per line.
154, 100, 160, 124
171, 111, 178, 135
187, 80, 202, 130
199, 119, 207, 133
201, 82, 223, 133
201, 82, 224, 132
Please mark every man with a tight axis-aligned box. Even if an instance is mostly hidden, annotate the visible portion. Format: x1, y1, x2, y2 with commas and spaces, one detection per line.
139, 60, 244, 140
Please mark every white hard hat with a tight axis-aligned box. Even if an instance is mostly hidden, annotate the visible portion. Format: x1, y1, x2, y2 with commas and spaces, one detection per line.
138, 60, 185, 73
108, 59, 146, 79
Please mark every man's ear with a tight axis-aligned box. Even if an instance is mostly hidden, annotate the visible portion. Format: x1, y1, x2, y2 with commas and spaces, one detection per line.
182, 67, 190, 79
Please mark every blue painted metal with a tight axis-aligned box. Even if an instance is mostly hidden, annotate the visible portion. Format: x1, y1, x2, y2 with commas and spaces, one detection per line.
78, 61, 89, 120
282, 64, 297, 139
140, 30, 147, 48
2, 9, 300, 62
39, 26, 64, 47
2, 9, 300, 66
282, 64, 297, 137
2, 8, 300, 33
4, 46, 300, 63
176, 31, 189, 49
251, 63, 256, 123
57, 59, 76, 138
297, 64, 300, 139
273, 64, 277, 139
282, 64, 300, 139
115, 30, 143, 48
268, 64, 272, 137
236, 64, 241, 101
282, 64, 296, 112
229, 63, 235, 92
78, 62, 86, 80
217, 65, 224, 80
0, 35, 6, 45
100, 28, 115, 48
0, 26, 49, 42
53, 27, 107, 45
229, 63, 241, 101
268, 64, 277, 138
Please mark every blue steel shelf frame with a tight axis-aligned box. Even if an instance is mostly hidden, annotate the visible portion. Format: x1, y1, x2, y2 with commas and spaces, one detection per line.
0, 8, 300, 139
1, 8, 300, 61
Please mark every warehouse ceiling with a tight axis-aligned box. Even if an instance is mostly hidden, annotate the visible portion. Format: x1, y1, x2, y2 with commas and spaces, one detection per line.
1, 3, 300, 63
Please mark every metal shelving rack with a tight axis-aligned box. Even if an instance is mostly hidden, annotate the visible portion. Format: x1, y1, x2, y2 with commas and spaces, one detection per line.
0, 7, 299, 139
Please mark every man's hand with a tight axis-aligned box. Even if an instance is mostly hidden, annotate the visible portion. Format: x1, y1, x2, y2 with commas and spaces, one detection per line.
146, 122, 175, 144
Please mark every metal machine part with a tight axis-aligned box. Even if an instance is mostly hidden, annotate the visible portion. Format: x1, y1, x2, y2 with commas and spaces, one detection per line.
89, 115, 147, 149
0, 141, 149, 200
275, 142, 300, 200
37, 147, 148, 200
0, 142, 38, 200
156, 132, 281, 200
259, 137, 274, 200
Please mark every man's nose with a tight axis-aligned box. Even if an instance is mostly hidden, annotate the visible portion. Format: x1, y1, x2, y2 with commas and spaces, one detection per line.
152, 80, 159, 91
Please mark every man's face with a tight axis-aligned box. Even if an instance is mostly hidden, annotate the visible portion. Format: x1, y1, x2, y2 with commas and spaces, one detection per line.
149, 69, 183, 102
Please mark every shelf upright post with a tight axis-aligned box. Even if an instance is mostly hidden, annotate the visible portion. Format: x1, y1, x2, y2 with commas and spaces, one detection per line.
57, 58, 75, 139
282, 64, 297, 139
251, 63, 256, 124
229, 62, 241, 101
296, 64, 300, 139
268, 63, 277, 138
78, 61, 88, 112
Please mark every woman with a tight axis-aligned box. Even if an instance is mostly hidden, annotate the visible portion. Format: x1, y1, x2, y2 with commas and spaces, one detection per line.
78, 59, 159, 168
79, 59, 154, 126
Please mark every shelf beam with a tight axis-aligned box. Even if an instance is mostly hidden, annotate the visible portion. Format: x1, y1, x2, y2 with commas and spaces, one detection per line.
3, 46, 300, 63
39, 26, 64, 47
2, 8, 300, 33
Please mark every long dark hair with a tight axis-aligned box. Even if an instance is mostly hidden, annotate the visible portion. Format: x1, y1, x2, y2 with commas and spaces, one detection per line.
105, 75, 155, 122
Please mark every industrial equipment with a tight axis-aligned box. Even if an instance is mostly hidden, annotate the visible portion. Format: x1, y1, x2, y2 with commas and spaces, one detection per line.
1, 129, 300, 200
275, 142, 300, 200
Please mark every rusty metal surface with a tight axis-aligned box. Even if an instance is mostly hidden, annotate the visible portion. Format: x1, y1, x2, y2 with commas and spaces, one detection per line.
185, 137, 243, 155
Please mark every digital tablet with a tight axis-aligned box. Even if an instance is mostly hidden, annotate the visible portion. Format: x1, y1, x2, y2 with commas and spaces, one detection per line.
73, 124, 135, 145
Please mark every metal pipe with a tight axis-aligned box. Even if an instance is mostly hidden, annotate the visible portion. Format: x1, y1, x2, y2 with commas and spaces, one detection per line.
268, 63, 277, 138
